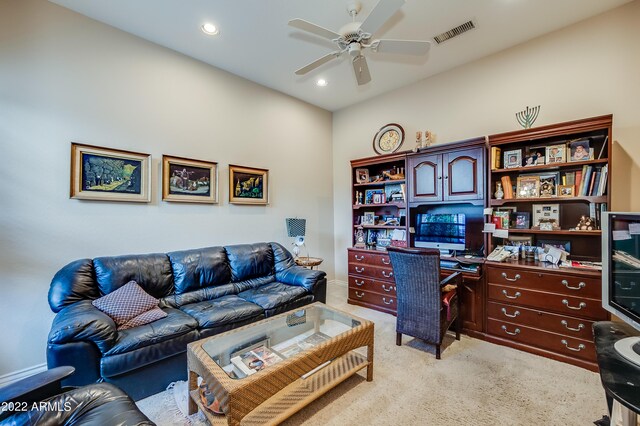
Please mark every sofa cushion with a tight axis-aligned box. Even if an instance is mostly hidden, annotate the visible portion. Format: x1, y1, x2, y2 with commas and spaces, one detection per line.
93, 253, 174, 299
237, 282, 307, 310
167, 246, 231, 294
180, 295, 263, 329
162, 283, 237, 308
119, 307, 168, 330
48, 258, 99, 313
92, 281, 160, 327
225, 243, 274, 282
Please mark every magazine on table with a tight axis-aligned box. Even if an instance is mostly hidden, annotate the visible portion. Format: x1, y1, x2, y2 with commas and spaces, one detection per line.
230, 343, 283, 376
272, 331, 331, 359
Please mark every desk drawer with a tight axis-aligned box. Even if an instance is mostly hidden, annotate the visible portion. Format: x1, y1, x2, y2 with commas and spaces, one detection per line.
487, 301, 595, 342
487, 267, 601, 299
349, 288, 396, 310
487, 284, 606, 320
487, 318, 596, 362
348, 250, 392, 267
348, 263, 395, 281
348, 276, 396, 296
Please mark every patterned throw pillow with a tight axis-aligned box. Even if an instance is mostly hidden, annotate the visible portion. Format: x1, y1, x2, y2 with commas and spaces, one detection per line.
119, 307, 167, 330
92, 280, 159, 326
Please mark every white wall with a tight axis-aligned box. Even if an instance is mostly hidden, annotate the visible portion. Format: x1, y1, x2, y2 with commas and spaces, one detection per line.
0, 0, 334, 375
333, 1, 640, 282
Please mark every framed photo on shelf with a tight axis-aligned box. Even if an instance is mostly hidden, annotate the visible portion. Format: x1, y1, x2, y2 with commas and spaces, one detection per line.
558, 184, 575, 197
503, 149, 522, 169
568, 139, 592, 162
364, 189, 384, 204
513, 212, 531, 229
507, 235, 533, 246
538, 172, 559, 197
229, 165, 269, 205
532, 203, 560, 228
492, 211, 510, 229
545, 144, 566, 164
70, 142, 151, 202
162, 155, 218, 203
362, 212, 376, 225
516, 175, 540, 198
526, 146, 546, 165
355, 168, 369, 183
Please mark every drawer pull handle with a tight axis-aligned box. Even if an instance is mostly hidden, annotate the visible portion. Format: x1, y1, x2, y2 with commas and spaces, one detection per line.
354, 280, 364, 287
501, 308, 520, 318
501, 325, 520, 336
561, 339, 585, 352
355, 291, 364, 298
382, 284, 393, 292
561, 320, 585, 332
561, 280, 585, 291
381, 258, 391, 265
381, 271, 394, 278
355, 267, 365, 273
382, 297, 394, 305
501, 272, 521, 282
616, 280, 637, 290
502, 290, 521, 299
355, 255, 365, 261
562, 299, 586, 310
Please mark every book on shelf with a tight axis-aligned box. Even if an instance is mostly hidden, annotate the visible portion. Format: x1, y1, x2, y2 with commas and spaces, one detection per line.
597, 164, 608, 196
588, 169, 598, 196
581, 165, 593, 196
597, 136, 608, 159
500, 175, 513, 199
564, 171, 575, 186
491, 147, 501, 170
574, 170, 583, 195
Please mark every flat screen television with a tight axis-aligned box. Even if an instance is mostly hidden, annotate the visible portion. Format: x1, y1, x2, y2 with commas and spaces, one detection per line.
414, 213, 466, 252
602, 212, 640, 366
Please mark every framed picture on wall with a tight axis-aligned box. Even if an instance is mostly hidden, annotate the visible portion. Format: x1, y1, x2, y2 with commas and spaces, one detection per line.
162, 155, 218, 203
70, 142, 151, 202
229, 165, 269, 205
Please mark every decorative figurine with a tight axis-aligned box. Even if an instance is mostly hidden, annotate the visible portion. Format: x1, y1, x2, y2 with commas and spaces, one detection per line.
423, 130, 433, 148
516, 105, 540, 129
354, 226, 366, 248
576, 215, 596, 231
494, 182, 504, 200
414, 131, 422, 152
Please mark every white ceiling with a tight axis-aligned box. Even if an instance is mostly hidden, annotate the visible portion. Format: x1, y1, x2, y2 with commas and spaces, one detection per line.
50, 0, 632, 112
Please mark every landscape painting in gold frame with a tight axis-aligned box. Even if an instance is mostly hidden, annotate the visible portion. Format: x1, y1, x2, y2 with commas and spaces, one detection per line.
70, 142, 151, 202
162, 155, 218, 204
229, 165, 269, 205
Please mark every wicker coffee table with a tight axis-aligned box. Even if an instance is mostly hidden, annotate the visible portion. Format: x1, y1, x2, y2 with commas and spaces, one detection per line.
187, 302, 374, 426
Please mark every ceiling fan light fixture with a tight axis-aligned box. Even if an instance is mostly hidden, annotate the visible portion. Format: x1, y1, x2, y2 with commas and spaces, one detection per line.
316, 78, 328, 87
201, 23, 219, 36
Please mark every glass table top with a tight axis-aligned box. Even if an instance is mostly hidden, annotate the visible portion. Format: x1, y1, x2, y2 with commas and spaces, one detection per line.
202, 304, 362, 379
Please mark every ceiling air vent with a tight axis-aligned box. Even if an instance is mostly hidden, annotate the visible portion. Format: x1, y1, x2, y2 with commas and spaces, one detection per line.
433, 20, 475, 44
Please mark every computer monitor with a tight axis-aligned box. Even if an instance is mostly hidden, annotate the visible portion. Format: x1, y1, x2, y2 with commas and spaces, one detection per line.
602, 212, 640, 366
414, 213, 466, 253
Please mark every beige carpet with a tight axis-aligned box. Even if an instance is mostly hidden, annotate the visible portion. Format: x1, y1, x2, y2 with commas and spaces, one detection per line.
138, 283, 608, 425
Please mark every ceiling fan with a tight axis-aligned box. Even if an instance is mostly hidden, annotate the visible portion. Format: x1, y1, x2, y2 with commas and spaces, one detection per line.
289, 0, 431, 86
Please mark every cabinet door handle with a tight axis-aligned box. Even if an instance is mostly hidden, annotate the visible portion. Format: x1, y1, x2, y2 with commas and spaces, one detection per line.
354, 280, 364, 287
561, 280, 585, 291
501, 272, 521, 282
381, 257, 391, 265
562, 299, 586, 310
501, 325, 520, 336
382, 297, 394, 305
616, 280, 637, 291
355, 267, 365, 273
381, 271, 393, 278
502, 290, 521, 299
354, 291, 364, 298
501, 308, 520, 318
382, 284, 393, 292
561, 320, 585, 332
438, 176, 442, 180
561, 339, 585, 352
354, 255, 365, 261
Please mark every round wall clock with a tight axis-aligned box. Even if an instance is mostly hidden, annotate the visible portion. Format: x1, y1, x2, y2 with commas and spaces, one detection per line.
372, 123, 405, 155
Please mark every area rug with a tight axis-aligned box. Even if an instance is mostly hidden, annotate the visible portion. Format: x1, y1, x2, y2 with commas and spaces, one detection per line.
137, 284, 609, 425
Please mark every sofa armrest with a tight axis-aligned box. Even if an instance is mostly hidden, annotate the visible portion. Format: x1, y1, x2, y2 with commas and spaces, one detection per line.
276, 266, 326, 293
48, 300, 117, 354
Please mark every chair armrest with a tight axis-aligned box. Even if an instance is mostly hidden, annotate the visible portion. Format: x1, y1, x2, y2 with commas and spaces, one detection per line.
440, 271, 462, 288
0, 366, 74, 419
48, 300, 117, 354
276, 266, 326, 292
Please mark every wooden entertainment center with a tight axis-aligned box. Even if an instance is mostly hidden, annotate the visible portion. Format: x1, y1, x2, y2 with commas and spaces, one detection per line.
347, 115, 612, 370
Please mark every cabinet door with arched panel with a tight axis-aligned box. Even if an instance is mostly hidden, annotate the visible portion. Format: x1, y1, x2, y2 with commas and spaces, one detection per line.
444, 147, 484, 201
408, 154, 441, 203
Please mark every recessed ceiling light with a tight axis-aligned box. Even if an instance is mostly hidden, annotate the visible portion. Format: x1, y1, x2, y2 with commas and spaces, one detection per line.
201, 23, 219, 35
316, 79, 328, 87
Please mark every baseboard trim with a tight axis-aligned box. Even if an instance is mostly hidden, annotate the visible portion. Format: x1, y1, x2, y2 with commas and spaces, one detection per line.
0, 363, 47, 388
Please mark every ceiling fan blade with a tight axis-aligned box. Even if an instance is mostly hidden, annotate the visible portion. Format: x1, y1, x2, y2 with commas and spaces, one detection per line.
372, 39, 431, 55
359, 0, 405, 37
295, 51, 341, 75
352, 55, 371, 85
288, 18, 342, 41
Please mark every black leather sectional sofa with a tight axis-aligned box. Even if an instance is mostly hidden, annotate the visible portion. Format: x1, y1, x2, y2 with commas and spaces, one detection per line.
46, 242, 326, 400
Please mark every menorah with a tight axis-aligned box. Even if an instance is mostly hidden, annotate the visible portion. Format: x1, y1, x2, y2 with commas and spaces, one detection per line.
516, 105, 540, 129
